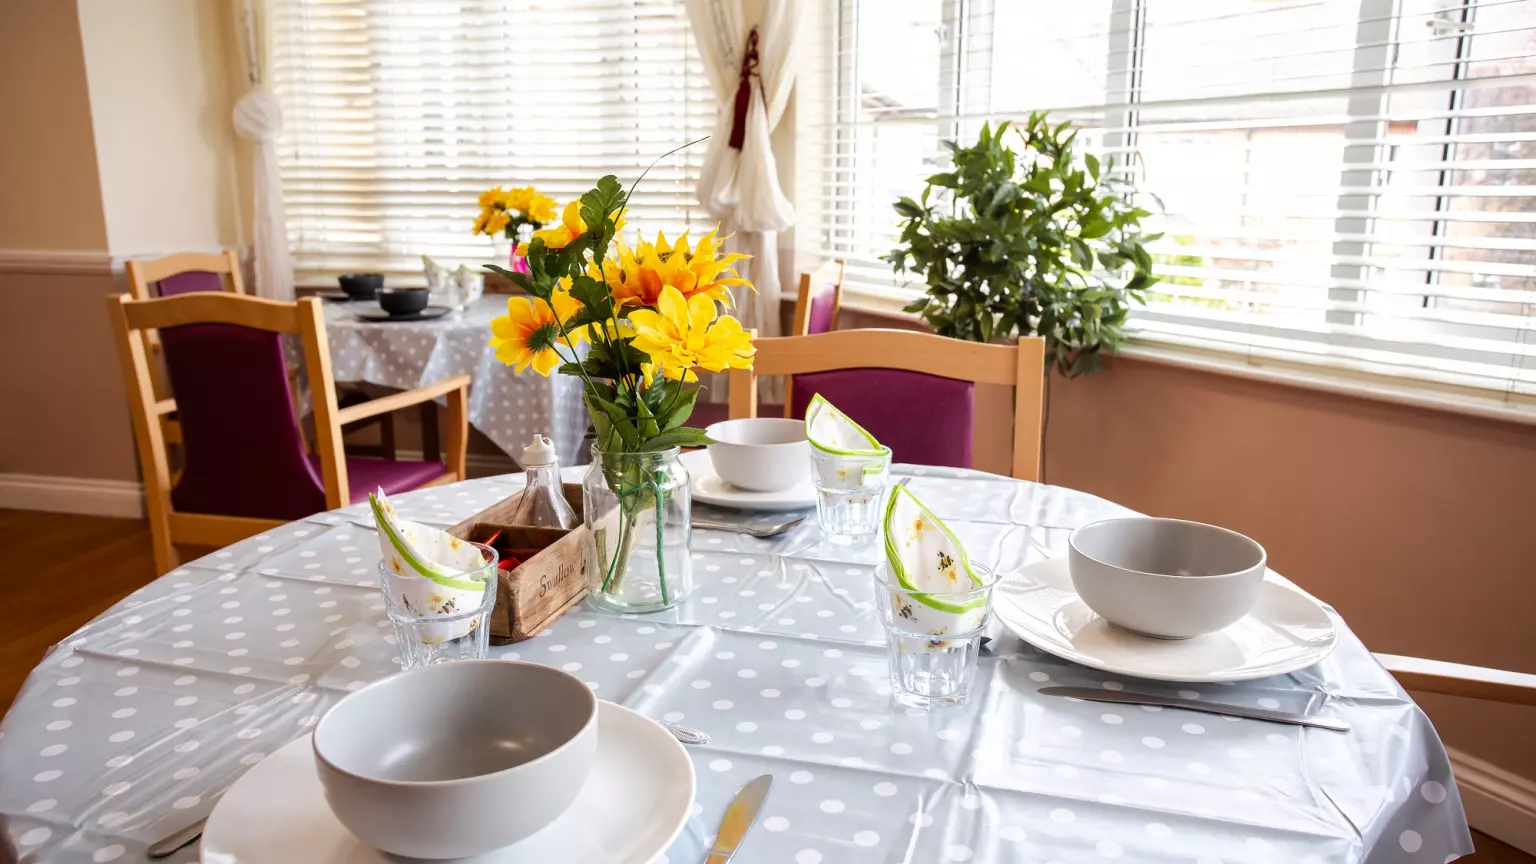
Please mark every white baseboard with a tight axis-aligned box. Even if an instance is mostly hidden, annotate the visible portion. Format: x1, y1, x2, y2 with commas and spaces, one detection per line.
0, 473, 144, 518
1449, 745, 1536, 855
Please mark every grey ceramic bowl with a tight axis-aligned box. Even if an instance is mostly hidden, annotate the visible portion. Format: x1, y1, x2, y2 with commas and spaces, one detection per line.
312, 660, 597, 858
1068, 517, 1267, 640
705, 417, 810, 492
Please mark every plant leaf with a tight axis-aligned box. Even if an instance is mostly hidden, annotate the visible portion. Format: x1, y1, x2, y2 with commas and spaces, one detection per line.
639, 427, 714, 451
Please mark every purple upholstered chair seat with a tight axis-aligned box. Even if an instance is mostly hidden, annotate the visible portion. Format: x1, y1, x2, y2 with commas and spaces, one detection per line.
788, 368, 973, 470
162, 320, 447, 521
331, 457, 447, 503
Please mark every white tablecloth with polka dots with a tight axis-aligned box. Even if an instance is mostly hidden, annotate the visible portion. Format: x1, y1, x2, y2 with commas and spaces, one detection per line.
322, 296, 590, 465
0, 466, 1472, 864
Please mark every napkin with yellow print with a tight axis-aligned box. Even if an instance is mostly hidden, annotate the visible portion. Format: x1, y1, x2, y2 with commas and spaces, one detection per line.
370, 489, 491, 643
883, 484, 987, 644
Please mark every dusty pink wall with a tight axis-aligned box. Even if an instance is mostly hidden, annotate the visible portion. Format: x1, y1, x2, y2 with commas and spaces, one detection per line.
830, 301, 1536, 776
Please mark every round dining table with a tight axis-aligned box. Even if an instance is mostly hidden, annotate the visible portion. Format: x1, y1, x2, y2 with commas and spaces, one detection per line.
0, 465, 1472, 863
320, 295, 591, 464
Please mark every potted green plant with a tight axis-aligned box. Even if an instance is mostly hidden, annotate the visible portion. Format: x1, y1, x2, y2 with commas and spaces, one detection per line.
884, 113, 1160, 376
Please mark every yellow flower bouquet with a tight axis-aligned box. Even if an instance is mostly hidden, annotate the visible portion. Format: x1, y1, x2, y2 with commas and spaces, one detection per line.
484, 172, 754, 612
471, 185, 558, 241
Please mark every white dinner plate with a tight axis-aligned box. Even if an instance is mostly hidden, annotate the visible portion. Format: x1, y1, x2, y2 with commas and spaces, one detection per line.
680, 449, 816, 512
995, 558, 1338, 683
201, 701, 695, 864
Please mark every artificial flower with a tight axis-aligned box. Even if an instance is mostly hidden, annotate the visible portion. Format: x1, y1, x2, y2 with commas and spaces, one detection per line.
485, 207, 511, 236
521, 188, 558, 223
519, 200, 586, 253
478, 186, 507, 209
488, 284, 585, 376
598, 226, 751, 308
627, 285, 755, 382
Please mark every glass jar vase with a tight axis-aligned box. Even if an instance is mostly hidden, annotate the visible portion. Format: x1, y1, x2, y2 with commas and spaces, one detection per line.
582, 446, 692, 613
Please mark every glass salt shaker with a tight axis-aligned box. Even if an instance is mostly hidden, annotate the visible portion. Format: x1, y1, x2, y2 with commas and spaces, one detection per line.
507, 435, 578, 529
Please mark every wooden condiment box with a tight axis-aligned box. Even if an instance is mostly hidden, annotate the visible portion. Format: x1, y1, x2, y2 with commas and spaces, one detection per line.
447, 483, 586, 644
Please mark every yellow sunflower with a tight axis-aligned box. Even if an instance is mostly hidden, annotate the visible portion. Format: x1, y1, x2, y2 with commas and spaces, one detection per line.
488, 284, 585, 376
597, 226, 751, 309
627, 285, 754, 383
517, 200, 585, 253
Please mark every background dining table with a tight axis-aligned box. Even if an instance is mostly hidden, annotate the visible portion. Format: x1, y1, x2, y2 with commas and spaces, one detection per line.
0, 465, 1472, 863
318, 294, 591, 465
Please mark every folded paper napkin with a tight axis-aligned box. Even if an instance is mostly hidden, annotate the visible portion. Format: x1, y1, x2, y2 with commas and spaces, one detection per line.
883, 484, 987, 642
805, 394, 886, 491
370, 489, 490, 642
422, 255, 484, 310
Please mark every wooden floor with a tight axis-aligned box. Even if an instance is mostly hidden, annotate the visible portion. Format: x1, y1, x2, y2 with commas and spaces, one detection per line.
0, 508, 1529, 861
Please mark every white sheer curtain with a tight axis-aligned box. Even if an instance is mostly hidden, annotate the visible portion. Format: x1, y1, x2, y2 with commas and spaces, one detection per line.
686, 0, 806, 403
232, 0, 293, 301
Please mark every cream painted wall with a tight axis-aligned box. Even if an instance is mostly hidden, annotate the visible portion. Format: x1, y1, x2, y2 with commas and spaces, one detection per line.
0, 1, 107, 251
77, 0, 240, 256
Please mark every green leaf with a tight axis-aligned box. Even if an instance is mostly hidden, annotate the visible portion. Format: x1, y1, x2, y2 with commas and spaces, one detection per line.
893, 197, 924, 219
1085, 153, 1100, 181
639, 427, 714, 451
580, 175, 625, 234
659, 386, 700, 431
568, 274, 612, 310
585, 392, 640, 451
483, 264, 532, 293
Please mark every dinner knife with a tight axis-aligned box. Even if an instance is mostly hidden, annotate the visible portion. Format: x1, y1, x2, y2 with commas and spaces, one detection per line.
1037, 686, 1351, 731
705, 774, 773, 864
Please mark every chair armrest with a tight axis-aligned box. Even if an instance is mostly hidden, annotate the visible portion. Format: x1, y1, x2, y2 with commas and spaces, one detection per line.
153, 397, 177, 416
1375, 653, 1536, 707
333, 375, 472, 426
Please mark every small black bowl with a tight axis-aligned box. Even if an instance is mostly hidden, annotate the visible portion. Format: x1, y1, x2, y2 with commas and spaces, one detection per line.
378, 287, 430, 317
338, 273, 384, 300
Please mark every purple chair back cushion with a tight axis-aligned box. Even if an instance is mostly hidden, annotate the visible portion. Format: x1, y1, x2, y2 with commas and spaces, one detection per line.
157, 270, 225, 297
160, 323, 328, 520
789, 369, 973, 469
806, 284, 837, 335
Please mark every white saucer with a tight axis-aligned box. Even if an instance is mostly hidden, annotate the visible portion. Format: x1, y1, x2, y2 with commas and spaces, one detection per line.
202, 701, 695, 864
680, 449, 816, 511
995, 558, 1337, 683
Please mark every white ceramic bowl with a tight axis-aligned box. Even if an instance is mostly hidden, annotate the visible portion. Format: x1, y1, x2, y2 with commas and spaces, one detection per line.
1067, 518, 1267, 640
313, 660, 597, 859
705, 418, 810, 492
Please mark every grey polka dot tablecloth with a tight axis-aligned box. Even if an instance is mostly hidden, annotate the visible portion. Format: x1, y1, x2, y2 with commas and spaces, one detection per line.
321, 297, 590, 465
0, 466, 1473, 863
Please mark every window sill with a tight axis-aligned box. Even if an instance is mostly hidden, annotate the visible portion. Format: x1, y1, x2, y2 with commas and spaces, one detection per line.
833, 287, 1536, 428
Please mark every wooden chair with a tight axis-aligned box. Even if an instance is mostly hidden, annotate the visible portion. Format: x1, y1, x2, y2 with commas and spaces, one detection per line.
125, 251, 396, 460
729, 329, 1046, 481
109, 292, 469, 575
782, 259, 845, 418
1377, 654, 1536, 707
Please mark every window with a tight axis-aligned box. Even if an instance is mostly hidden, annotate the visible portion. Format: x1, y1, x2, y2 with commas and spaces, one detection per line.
801, 0, 1536, 406
270, 0, 715, 284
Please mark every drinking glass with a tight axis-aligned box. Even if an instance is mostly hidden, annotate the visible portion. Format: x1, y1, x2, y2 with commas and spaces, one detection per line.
808, 445, 892, 543
872, 561, 999, 708
377, 542, 497, 668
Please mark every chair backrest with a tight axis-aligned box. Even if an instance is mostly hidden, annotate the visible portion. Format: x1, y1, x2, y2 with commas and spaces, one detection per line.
792, 259, 845, 337
729, 329, 1046, 481
125, 250, 246, 300
108, 293, 348, 523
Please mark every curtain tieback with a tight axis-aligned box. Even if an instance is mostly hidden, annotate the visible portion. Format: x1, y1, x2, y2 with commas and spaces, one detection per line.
728, 27, 761, 150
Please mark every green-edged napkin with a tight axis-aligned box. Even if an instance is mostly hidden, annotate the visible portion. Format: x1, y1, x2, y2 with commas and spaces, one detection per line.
371, 489, 490, 641
883, 484, 987, 630
805, 394, 882, 455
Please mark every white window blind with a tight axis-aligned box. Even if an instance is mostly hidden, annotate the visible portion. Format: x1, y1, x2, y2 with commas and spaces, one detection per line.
270, 0, 716, 284
799, 0, 1536, 406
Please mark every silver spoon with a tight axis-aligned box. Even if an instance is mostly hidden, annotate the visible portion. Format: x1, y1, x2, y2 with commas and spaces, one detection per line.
147, 722, 711, 858
692, 516, 805, 538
